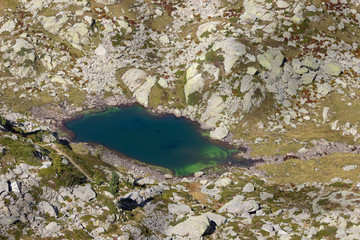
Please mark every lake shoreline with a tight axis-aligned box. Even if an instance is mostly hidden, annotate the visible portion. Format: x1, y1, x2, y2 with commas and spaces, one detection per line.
55, 103, 255, 179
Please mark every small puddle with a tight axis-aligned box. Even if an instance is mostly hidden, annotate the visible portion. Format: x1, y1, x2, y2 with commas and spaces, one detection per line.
65, 106, 238, 176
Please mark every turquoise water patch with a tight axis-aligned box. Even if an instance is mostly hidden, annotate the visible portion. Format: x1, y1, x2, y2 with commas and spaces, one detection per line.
65, 106, 236, 176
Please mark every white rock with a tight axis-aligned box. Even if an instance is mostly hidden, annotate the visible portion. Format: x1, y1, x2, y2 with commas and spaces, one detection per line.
158, 78, 168, 88
95, 44, 107, 56
276, 0, 289, 8
184, 63, 204, 102
168, 203, 192, 216
39, 201, 57, 217
219, 196, 259, 214
247, 67, 258, 75
73, 184, 96, 201
194, 171, 204, 178
215, 177, 232, 187
241, 0, 275, 22
134, 76, 157, 107
323, 63, 342, 76
40, 14, 69, 35
322, 107, 330, 123
257, 49, 284, 70
210, 125, 229, 140
301, 72, 316, 84
169, 215, 210, 239
159, 35, 170, 45
292, 14, 304, 24
122, 68, 147, 92
196, 21, 220, 40
342, 165, 357, 171
200, 95, 225, 128
45, 222, 61, 234
212, 38, 246, 73
242, 183, 255, 193
203, 212, 227, 226
0, 19, 17, 34
260, 192, 274, 201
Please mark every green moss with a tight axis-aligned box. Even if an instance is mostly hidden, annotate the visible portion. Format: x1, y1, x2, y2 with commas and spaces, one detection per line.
187, 91, 202, 106
315, 225, 337, 239
200, 30, 211, 38
205, 50, 224, 64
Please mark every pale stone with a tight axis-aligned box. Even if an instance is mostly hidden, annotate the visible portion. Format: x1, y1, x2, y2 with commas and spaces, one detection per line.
215, 177, 232, 187
301, 72, 317, 84
95, 44, 107, 56
73, 184, 96, 201
40, 14, 69, 35
196, 21, 220, 40
210, 125, 229, 140
168, 203, 192, 215
122, 68, 147, 92
247, 67, 258, 75
302, 57, 319, 71
169, 215, 210, 239
323, 63, 342, 76
158, 78, 168, 88
45, 222, 62, 233
242, 183, 255, 193
342, 165, 357, 171
0, 19, 17, 34
159, 35, 170, 45
212, 38, 246, 73
241, 0, 275, 22
39, 201, 57, 217
292, 14, 304, 24
219, 196, 259, 214
257, 49, 284, 70
134, 76, 157, 107
200, 95, 225, 128
184, 63, 205, 102
276, 0, 289, 8
322, 107, 330, 123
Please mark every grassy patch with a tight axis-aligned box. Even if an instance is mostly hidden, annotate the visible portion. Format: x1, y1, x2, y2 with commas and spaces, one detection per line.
260, 153, 360, 184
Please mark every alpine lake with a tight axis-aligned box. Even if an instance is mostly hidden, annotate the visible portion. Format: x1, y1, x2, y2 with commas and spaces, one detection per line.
65, 106, 240, 176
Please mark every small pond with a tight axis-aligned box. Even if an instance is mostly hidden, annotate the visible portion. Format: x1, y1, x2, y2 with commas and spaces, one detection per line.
65, 106, 237, 176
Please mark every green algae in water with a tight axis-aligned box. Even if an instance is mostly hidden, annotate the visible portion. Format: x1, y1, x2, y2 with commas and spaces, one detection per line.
66, 106, 236, 176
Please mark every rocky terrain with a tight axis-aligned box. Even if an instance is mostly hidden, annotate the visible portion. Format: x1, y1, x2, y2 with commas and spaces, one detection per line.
1, 0, 360, 239
1, 117, 360, 239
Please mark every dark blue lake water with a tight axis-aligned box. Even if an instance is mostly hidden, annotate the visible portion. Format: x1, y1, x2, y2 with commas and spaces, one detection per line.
65, 106, 235, 176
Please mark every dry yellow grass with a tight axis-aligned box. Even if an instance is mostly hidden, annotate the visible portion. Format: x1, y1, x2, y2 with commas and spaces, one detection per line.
260, 153, 360, 184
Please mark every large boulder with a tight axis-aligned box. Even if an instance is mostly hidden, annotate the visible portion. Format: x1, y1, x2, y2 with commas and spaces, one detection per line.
168, 203, 192, 216
134, 76, 157, 107
0, 216, 17, 226
45, 222, 62, 234
257, 49, 284, 71
219, 196, 259, 214
212, 38, 246, 73
122, 69, 157, 107
0, 19, 17, 34
200, 95, 225, 128
39, 201, 58, 217
40, 14, 69, 35
242, 183, 255, 193
203, 212, 227, 226
0, 178, 9, 194
184, 63, 205, 102
196, 21, 221, 40
214, 177, 232, 187
210, 125, 229, 140
169, 215, 211, 239
73, 184, 96, 201
241, 0, 275, 22
323, 63, 342, 76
